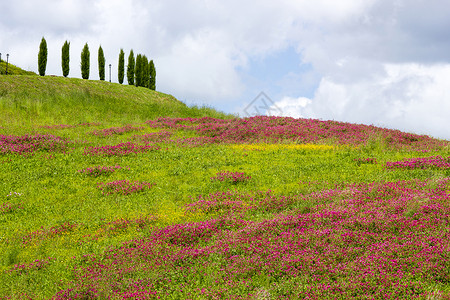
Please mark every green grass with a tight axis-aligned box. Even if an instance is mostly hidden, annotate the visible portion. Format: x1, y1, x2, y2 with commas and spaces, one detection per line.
0, 61, 36, 76
0, 75, 234, 127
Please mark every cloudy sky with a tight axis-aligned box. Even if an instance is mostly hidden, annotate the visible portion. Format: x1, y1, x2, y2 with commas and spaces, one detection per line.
1, 0, 450, 139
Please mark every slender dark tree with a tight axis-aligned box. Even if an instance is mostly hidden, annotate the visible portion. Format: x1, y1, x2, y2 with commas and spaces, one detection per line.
118, 49, 125, 84
61, 41, 70, 77
38, 37, 48, 76
149, 60, 156, 90
142, 55, 149, 88
81, 43, 90, 79
98, 46, 105, 81
127, 50, 135, 85
135, 54, 143, 87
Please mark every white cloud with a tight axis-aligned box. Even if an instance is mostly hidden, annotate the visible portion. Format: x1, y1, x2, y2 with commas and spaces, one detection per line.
270, 96, 311, 119
289, 63, 450, 140
0, 0, 98, 34
284, 0, 376, 23
157, 29, 245, 101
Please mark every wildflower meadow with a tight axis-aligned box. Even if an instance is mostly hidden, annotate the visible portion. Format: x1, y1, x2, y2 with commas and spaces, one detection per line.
0, 115, 449, 299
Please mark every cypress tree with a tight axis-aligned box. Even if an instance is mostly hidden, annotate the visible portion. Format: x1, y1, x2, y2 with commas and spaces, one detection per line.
61, 41, 70, 77
135, 54, 142, 87
127, 50, 135, 85
98, 46, 105, 81
81, 43, 90, 79
118, 49, 125, 84
38, 37, 48, 76
142, 55, 149, 88
149, 60, 156, 90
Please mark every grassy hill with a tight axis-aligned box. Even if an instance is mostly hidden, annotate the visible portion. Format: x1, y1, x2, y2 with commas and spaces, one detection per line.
0, 74, 449, 299
0, 75, 233, 127
0, 61, 36, 76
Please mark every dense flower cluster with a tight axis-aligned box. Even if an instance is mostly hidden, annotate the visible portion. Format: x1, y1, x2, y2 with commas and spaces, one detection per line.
78, 165, 123, 177
89, 125, 144, 137
211, 171, 251, 184
146, 116, 448, 150
55, 179, 450, 299
83, 142, 159, 156
97, 180, 156, 195
386, 156, 450, 170
22, 222, 77, 245
0, 134, 70, 155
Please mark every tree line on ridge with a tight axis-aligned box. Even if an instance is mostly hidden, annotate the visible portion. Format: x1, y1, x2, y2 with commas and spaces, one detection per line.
38, 37, 156, 90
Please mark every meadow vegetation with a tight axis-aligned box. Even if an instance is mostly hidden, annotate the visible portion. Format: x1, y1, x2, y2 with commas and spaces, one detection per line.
0, 75, 449, 299
0, 76, 231, 127
0, 61, 36, 76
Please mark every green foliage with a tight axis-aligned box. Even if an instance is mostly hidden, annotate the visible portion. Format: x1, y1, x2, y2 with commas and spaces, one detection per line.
118, 49, 125, 84
149, 60, 156, 90
61, 41, 70, 77
38, 37, 48, 76
81, 43, 90, 80
135, 54, 143, 87
98, 46, 105, 81
142, 55, 149, 88
127, 50, 135, 86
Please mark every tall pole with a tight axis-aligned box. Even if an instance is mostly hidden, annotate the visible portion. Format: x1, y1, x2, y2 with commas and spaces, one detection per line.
109, 64, 111, 82
6, 54, 9, 75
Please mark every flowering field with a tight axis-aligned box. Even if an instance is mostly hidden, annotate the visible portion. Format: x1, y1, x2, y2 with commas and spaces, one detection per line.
0, 116, 449, 299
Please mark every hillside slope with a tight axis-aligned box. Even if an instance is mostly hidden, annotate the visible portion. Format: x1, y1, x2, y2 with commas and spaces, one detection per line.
0, 75, 232, 126
0, 61, 36, 75
0, 114, 450, 298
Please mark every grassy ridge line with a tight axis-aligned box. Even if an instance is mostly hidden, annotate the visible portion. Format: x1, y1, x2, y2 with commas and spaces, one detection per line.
0, 61, 36, 75
0, 75, 233, 127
